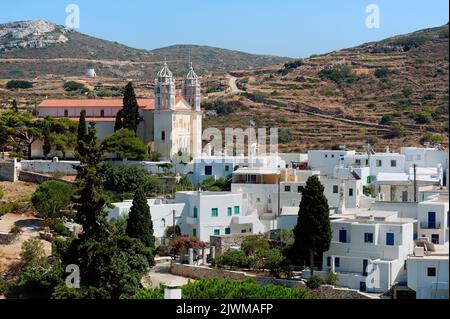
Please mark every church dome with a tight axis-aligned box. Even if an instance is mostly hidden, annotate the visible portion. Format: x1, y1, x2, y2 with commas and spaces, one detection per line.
185, 62, 198, 80
157, 59, 173, 79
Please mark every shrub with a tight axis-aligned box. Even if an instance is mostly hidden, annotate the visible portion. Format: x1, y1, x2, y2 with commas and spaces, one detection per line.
374, 67, 391, 78
131, 287, 164, 299
169, 237, 207, 256
6, 80, 33, 90
52, 222, 71, 237
180, 279, 311, 299
202, 99, 243, 116
102, 129, 148, 160
415, 112, 432, 124
31, 181, 74, 220
389, 124, 406, 138
326, 269, 340, 286
318, 65, 357, 84
100, 163, 163, 194
306, 275, 325, 289
63, 81, 88, 92
201, 176, 232, 192
9, 225, 22, 234
278, 128, 294, 144
0, 187, 4, 200
241, 235, 270, 256
20, 239, 47, 267
213, 250, 249, 270
402, 87, 413, 98
380, 114, 395, 125
420, 133, 444, 145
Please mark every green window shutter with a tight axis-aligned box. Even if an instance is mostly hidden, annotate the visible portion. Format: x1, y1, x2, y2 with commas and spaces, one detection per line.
225, 228, 231, 235
214, 229, 220, 236
212, 208, 219, 217
227, 207, 232, 216
193, 228, 197, 237
234, 206, 240, 215
193, 207, 198, 218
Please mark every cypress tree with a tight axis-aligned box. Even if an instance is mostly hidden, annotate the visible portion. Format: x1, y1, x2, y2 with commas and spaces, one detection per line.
293, 175, 332, 276
122, 82, 140, 133
126, 187, 155, 248
114, 109, 123, 132
76, 110, 88, 159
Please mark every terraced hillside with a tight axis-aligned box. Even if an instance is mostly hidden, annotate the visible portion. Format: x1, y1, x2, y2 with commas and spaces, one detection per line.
203, 24, 449, 152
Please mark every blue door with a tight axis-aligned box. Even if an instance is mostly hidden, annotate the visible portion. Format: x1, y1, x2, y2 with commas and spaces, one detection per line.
386, 233, 394, 246
339, 230, 347, 243
428, 212, 436, 229
360, 282, 367, 292
363, 259, 368, 276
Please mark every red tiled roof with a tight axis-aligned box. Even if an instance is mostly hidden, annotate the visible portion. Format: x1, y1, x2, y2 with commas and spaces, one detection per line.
67, 117, 117, 122
39, 98, 155, 109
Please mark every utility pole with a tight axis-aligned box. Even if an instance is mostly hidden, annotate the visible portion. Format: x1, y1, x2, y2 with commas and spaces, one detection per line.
413, 164, 417, 202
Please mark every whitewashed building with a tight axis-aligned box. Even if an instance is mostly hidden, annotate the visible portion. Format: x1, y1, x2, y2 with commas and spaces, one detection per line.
303, 210, 415, 293
417, 194, 449, 245
407, 243, 449, 299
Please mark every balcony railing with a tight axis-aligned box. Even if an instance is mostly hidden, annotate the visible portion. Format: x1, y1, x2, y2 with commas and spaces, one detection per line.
420, 222, 441, 229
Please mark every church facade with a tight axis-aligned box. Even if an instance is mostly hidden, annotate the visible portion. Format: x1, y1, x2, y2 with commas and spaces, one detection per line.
33, 62, 203, 160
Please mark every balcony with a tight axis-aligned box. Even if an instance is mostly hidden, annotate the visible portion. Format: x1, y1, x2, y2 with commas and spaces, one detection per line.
420, 222, 441, 229
186, 217, 198, 225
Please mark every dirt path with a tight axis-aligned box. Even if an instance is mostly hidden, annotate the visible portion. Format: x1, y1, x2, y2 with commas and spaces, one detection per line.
142, 262, 191, 289
226, 74, 241, 94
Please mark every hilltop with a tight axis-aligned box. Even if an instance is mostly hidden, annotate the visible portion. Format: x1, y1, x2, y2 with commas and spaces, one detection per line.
204, 24, 449, 152
0, 20, 288, 79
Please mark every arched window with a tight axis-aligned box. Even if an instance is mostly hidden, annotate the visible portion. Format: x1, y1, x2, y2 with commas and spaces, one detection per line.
161, 218, 166, 228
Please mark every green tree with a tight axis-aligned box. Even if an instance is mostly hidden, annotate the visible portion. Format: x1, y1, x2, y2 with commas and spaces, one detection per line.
42, 125, 52, 159
6, 80, 33, 90
20, 238, 48, 268
114, 110, 123, 132
102, 129, 147, 160
76, 110, 87, 159
122, 82, 140, 133
293, 175, 332, 276
126, 188, 155, 249
31, 181, 74, 220
11, 99, 19, 112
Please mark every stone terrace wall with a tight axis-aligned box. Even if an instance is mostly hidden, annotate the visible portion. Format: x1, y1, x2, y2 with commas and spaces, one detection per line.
19, 171, 75, 185
171, 263, 373, 299
0, 160, 18, 182
0, 232, 18, 244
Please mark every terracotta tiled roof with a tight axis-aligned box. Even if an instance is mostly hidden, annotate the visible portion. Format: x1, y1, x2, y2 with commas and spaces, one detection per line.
67, 117, 117, 122
39, 98, 156, 109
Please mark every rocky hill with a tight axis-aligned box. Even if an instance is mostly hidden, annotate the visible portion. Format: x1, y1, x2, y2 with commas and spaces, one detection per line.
203, 24, 449, 152
0, 20, 288, 79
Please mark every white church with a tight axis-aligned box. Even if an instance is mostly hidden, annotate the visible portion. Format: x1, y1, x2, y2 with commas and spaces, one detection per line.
34, 62, 203, 160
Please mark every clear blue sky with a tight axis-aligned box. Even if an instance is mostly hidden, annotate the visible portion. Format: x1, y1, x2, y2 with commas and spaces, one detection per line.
1, 0, 448, 57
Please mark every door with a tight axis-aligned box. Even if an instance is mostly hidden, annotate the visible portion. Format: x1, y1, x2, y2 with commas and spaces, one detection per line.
360, 282, 367, 292
386, 233, 394, 246
431, 234, 439, 244
363, 259, 368, 276
402, 191, 408, 202
339, 230, 347, 243
428, 212, 436, 229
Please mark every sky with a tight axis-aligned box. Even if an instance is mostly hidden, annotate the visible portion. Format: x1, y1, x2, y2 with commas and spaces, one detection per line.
0, 0, 448, 58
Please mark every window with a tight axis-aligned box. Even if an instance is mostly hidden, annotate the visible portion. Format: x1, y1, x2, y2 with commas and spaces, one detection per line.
298, 186, 305, 193
284, 186, 291, 192
332, 154, 335, 158
161, 131, 166, 141
214, 229, 220, 236
339, 230, 347, 243
335, 257, 340, 268
234, 206, 240, 215
386, 233, 395, 246
365, 159, 369, 165
364, 233, 374, 243
225, 228, 231, 235
64, 110, 69, 117
376, 160, 382, 167
100, 110, 105, 117
193, 228, 197, 237
205, 166, 212, 176
246, 175, 257, 183
333, 185, 339, 194
360, 282, 367, 292
225, 165, 230, 172
193, 207, 198, 218
431, 234, 439, 244
211, 208, 218, 217
227, 207, 232, 217
427, 267, 436, 277
161, 218, 166, 228
241, 229, 247, 234
349, 188, 354, 197
390, 160, 397, 167
325, 154, 328, 158
327, 256, 331, 267
157, 87, 160, 94
355, 159, 361, 165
